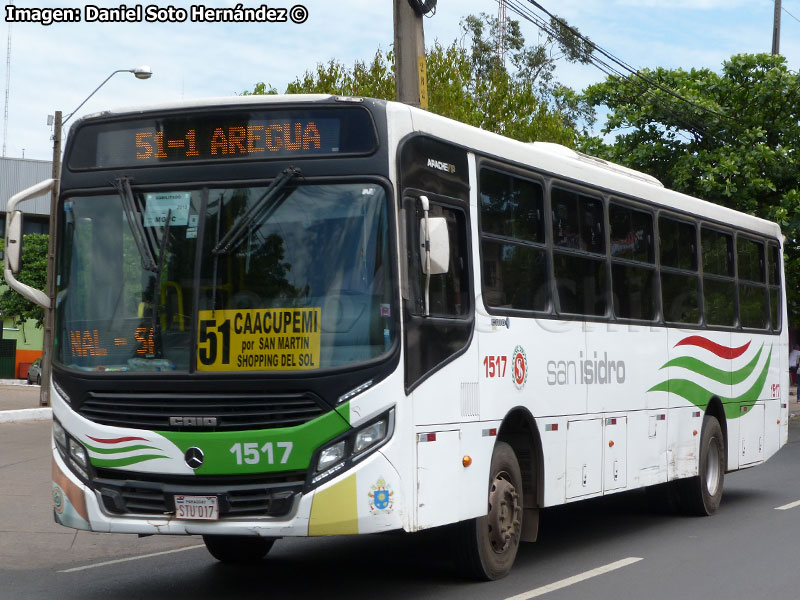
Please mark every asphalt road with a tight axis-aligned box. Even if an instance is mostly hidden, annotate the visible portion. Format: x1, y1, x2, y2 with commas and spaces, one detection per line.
3, 419, 800, 600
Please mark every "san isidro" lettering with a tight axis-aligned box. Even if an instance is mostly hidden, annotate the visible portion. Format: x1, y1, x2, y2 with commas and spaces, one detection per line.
546, 351, 626, 386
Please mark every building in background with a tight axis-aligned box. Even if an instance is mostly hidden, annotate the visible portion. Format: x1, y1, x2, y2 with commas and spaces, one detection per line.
0, 156, 51, 379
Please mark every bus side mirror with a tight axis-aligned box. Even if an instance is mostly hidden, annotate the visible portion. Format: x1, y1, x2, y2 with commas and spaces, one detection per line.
5, 210, 22, 274
419, 217, 450, 275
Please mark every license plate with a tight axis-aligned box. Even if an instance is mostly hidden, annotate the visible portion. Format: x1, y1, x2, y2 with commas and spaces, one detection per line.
174, 495, 219, 520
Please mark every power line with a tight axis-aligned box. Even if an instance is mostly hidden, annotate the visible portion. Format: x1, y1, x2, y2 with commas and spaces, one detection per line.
521, 0, 733, 122
782, 4, 800, 24
494, 0, 733, 143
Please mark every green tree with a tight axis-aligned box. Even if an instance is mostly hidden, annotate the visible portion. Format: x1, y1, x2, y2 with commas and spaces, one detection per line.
581, 53, 800, 322
0, 233, 48, 328
245, 13, 594, 146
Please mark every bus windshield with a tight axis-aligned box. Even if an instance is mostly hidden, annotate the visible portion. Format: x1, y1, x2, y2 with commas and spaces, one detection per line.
55, 182, 396, 374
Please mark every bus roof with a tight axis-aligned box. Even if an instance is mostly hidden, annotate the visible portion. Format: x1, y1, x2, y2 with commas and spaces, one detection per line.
391, 101, 782, 240
78, 94, 782, 240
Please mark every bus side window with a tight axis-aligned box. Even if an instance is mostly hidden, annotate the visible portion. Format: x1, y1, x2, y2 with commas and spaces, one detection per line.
701, 227, 735, 326
478, 168, 548, 312
737, 236, 768, 330
659, 216, 700, 324
552, 187, 607, 316
767, 243, 781, 331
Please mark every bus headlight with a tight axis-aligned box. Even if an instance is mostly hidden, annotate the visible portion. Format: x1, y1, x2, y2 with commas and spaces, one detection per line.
69, 438, 88, 469
354, 419, 387, 455
310, 409, 394, 488
52, 419, 67, 451
317, 441, 346, 472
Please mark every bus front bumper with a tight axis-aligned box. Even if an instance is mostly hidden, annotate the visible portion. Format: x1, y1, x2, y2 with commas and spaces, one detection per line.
52, 443, 405, 537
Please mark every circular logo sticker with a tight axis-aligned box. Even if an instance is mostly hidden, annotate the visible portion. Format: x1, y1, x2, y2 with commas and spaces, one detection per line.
512, 345, 528, 389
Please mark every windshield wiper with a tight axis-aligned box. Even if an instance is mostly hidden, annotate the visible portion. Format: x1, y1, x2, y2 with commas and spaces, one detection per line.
114, 177, 157, 272
212, 166, 301, 255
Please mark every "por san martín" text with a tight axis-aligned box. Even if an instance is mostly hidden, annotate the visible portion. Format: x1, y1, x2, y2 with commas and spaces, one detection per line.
4, 4, 310, 25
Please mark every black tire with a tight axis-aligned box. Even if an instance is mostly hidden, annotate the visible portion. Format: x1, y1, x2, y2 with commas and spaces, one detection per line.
202, 535, 275, 564
677, 415, 725, 515
454, 441, 523, 580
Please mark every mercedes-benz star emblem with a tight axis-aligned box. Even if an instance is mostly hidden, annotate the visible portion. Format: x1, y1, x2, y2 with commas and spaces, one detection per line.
184, 447, 204, 470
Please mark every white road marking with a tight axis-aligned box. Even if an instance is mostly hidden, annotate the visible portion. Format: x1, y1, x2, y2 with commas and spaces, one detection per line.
58, 544, 205, 573
504, 557, 644, 600
775, 499, 800, 511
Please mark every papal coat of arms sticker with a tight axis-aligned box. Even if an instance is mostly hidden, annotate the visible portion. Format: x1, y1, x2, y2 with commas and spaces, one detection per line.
368, 478, 394, 514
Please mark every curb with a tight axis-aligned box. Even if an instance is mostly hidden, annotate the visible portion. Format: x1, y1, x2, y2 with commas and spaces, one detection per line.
0, 408, 52, 423
0, 379, 36, 386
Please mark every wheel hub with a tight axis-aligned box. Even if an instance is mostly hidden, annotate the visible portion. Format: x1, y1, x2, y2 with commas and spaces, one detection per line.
487, 472, 521, 553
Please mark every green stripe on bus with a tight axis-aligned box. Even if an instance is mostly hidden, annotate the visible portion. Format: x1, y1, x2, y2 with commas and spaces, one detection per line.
84, 443, 162, 455
90, 454, 170, 468
157, 405, 350, 475
660, 343, 764, 385
648, 346, 771, 416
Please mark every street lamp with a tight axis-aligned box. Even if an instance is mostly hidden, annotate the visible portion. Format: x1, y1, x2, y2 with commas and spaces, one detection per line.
39, 66, 152, 407
62, 66, 152, 124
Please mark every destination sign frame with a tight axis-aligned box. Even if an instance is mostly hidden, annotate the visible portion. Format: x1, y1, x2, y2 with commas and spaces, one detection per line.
67, 106, 378, 170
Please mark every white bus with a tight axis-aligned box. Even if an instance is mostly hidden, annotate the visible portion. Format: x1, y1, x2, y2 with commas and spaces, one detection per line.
5, 96, 787, 580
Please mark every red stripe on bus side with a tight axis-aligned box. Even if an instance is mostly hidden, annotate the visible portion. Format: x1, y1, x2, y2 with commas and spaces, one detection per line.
675, 336, 751, 359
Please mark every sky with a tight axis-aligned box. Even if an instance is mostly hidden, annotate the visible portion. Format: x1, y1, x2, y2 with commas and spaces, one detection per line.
2, 0, 799, 161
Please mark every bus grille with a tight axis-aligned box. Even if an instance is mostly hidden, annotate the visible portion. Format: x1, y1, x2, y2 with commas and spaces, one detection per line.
93, 471, 304, 518
77, 391, 327, 431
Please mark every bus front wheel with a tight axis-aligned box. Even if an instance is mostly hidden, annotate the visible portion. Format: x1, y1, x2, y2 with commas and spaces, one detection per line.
454, 441, 523, 580
678, 414, 725, 515
202, 534, 275, 563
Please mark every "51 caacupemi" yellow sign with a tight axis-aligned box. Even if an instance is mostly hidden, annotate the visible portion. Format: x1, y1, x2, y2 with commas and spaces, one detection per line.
196, 307, 321, 371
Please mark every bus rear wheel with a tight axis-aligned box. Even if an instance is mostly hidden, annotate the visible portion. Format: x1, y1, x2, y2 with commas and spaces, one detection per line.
678, 414, 725, 516
202, 535, 275, 563
454, 441, 523, 580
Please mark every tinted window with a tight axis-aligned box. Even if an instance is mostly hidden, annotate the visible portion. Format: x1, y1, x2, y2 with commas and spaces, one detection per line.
737, 237, 764, 283
407, 202, 469, 317
662, 272, 700, 324
704, 278, 735, 326
610, 203, 653, 263
767, 244, 780, 286
612, 264, 656, 320
480, 169, 549, 313
554, 253, 606, 316
552, 188, 604, 254
771, 288, 781, 331
739, 284, 768, 329
659, 217, 696, 270
768, 243, 781, 331
482, 241, 548, 311
702, 228, 733, 276
480, 169, 544, 243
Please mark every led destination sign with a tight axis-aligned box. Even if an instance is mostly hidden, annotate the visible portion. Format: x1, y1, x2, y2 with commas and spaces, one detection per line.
68, 106, 377, 170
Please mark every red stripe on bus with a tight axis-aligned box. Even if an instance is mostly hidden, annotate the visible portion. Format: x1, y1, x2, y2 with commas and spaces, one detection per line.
87, 435, 148, 444
674, 336, 751, 359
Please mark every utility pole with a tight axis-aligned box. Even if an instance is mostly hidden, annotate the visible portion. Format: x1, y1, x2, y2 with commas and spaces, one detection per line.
393, 0, 428, 109
40, 110, 61, 407
772, 0, 781, 55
